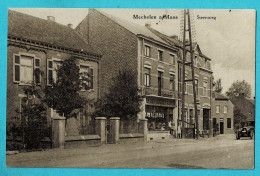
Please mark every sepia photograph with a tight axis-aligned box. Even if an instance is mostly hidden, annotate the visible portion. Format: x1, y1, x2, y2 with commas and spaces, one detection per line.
5, 8, 255, 169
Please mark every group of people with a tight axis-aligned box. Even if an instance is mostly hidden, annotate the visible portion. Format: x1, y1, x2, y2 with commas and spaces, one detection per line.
148, 121, 183, 138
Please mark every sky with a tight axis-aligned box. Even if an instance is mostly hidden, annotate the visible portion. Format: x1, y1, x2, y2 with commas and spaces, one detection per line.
10, 8, 256, 97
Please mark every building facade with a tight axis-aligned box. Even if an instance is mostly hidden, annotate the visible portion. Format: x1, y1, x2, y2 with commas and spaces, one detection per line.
212, 92, 234, 134
7, 10, 101, 133
76, 9, 179, 137
147, 29, 214, 135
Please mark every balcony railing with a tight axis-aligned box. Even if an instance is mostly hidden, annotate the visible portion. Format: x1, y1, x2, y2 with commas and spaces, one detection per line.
140, 87, 178, 99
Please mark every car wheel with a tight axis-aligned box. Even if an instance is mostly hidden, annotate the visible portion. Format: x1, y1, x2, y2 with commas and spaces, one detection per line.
250, 131, 254, 139
236, 133, 240, 140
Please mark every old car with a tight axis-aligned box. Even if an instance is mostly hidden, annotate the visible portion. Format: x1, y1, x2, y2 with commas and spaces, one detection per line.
236, 121, 255, 140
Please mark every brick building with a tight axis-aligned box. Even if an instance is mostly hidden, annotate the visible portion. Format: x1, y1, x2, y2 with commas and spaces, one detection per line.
76, 9, 179, 138
7, 10, 101, 133
148, 28, 214, 135
212, 92, 234, 134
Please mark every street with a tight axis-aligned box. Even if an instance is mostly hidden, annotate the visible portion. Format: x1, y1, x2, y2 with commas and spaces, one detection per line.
6, 134, 254, 169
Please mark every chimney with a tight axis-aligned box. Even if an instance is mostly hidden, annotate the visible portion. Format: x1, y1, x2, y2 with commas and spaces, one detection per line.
67, 23, 73, 28
169, 35, 178, 40
145, 23, 151, 28
47, 16, 55, 22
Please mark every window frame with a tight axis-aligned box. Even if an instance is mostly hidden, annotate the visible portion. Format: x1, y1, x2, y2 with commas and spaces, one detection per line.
203, 80, 207, 97
169, 54, 176, 65
158, 50, 163, 61
216, 105, 220, 114
227, 118, 231, 129
47, 58, 62, 85
13, 53, 41, 85
79, 64, 94, 91
144, 67, 151, 87
195, 79, 199, 95
144, 45, 151, 58
169, 74, 175, 91
224, 105, 228, 114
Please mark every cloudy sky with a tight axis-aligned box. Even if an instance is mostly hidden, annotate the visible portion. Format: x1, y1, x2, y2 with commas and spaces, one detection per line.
10, 8, 256, 97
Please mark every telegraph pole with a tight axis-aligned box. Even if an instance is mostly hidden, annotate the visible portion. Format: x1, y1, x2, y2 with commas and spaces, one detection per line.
181, 9, 187, 138
181, 9, 199, 139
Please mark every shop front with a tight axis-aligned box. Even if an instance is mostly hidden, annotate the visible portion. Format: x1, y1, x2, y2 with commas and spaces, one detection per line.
145, 96, 176, 140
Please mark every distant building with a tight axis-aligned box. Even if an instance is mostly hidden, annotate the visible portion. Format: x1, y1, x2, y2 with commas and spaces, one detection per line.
212, 92, 234, 134
7, 10, 101, 133
230, 93, 255, 127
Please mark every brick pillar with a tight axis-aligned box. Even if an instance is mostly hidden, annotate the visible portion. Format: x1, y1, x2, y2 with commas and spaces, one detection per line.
110, 117, 120, 144
52, 117, 66, 148
140, 119, 148, 141
95, 117, 106, 144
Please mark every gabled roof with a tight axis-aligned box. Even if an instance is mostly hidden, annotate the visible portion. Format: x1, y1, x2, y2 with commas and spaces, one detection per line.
92, 9, 170, 46
8, 10, 100, 56
147, 27, 182, 47
214, 92, 229, 100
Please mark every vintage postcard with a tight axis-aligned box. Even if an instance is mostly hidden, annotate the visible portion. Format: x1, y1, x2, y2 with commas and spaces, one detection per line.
6, 8, 255, 169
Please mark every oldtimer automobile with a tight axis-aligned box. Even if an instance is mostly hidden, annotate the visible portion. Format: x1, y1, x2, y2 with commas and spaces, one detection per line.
236, 121, 255, 140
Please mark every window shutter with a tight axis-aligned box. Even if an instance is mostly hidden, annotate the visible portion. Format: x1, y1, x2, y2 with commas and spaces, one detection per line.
48, 60, 53, 85
90, 68, 94, 89
35, 58, 41, 84
13, 54, 20, 82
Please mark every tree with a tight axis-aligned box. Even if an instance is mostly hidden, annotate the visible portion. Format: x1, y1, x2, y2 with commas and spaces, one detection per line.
94, 69, 142, 121
226, 80, 251, 98
233, 106, 247, 130
8, 79, 50, 150
44, 57, 89, 119
214, 78, 223, 93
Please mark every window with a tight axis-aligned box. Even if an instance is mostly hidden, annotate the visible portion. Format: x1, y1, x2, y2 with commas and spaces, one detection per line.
169, 74, 175, 91
189, 109, 193, 126
144, 45, 151, 57
227, 118, 231, 128
79, 65, 94, 90
216, 105, 220, 114
203, 81, 207, 96
224, 105, 228, 114
13, 54, 40, 85
195, 79, 198, 95
178, 66, 182, 92
213, 118, 217, 127
144, 68, 151, 87
184, 75, 188, 94
169, 54, 175, 65
158, 71, 163, 96
47, 59, 62, 85
158, 50, 163, 61
194, 56, 197, 66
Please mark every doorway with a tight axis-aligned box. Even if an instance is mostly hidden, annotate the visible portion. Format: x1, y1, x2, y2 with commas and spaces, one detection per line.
220, 121, 224, 134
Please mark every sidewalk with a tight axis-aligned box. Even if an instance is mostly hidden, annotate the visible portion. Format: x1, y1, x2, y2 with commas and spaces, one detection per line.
6, 134, 242, 168
7, 134, 234, 159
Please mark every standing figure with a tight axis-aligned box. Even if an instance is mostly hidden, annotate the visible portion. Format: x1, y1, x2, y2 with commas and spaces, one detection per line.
177, 125, 182, 138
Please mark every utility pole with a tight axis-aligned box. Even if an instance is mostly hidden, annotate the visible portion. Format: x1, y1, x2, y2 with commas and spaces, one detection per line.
181, 9, 199, 139
181, 9, 187, 139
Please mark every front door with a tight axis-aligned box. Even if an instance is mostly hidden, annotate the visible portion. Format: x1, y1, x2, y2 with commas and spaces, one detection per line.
220, 122, 224, 134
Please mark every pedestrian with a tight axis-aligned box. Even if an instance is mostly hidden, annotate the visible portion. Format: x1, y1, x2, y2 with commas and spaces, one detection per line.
177, 125, 182, 138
